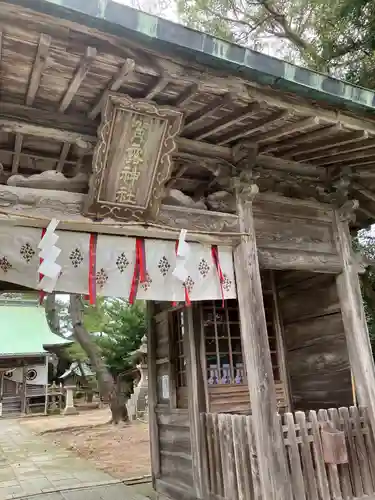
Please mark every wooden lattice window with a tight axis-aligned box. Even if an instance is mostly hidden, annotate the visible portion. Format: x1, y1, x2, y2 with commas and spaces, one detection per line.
201, 300, 245, 385
170, 310, 187, 388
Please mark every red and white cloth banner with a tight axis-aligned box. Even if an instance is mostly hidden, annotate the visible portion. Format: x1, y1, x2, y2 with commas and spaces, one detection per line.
0, 225, 237, 301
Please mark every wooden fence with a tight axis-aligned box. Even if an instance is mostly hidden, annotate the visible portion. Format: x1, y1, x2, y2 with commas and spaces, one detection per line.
201, 407, 375, 500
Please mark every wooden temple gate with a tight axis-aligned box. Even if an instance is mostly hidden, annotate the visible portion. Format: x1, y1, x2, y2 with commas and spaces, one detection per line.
3, 1, 375, 500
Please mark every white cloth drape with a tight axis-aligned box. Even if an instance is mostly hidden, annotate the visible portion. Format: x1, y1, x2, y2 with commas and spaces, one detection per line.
0, 226, 236, 301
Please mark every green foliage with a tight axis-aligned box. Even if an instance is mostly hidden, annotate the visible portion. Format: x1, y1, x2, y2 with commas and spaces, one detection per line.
95, 300, 146, 377
176, 0, 375, 87
58, 297, 146, 377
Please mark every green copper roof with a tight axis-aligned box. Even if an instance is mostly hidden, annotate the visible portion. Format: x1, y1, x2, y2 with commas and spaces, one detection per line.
0, 300, 70, 357
6, 0, 375, 118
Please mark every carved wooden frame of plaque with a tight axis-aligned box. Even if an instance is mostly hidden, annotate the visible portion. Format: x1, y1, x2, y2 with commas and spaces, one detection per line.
85, 92, 183, 222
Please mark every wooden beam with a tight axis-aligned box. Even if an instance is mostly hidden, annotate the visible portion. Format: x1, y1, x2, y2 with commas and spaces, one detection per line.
11, 133, 23, 174
262, 123, 342, 154
0, 118, 94, 150
174, 83, 199, 108
233, 192, 291, 500
286, 130, 368, 160
295, 137, 375, 163
89, 59, 136, 119
352, 182, 375, 204
256, 154, 324, 177
217, 110, 288, 146
56, 142, 71, 173
190, 102, 261, 140
146, 76, 169, 100
314, 146, 375, 167
254, 117, 320, 144
26, 33, 51, 106
183, 93, 231, 133
358, 205, 375, 220
177, 137, 232, 161
59, 46, 97, 113
334, 209, 375, 444
245, 85, 375, 135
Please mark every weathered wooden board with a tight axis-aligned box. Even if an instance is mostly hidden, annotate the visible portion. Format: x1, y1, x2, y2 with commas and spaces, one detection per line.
278, 273, 352, 411
85, 93, 183, 222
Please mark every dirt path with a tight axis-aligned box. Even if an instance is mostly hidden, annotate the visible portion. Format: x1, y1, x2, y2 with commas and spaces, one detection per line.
21, 410, 151, 480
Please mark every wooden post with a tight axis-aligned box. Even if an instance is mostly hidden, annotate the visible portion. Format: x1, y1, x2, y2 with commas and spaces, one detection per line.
147, 301, 160, 488
334, 205, 375, 432
44, 356, 49, 415
0, 372, 4, 417
21, 364, 27, 414
184, 306, 207, 499
271, 271, 292, 411
233, 183, 291, 500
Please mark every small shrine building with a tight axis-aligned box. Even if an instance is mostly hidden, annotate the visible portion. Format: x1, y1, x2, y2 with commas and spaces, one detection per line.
0, 294, 70, 416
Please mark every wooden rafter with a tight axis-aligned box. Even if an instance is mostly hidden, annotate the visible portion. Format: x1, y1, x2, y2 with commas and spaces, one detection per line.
358, 205, 375, 220
314, 146, 375, 167
297, 138, 375, 163
245, 85, 375, 135
11, 133, 23, 174
189, 102, 261, 141
59, 46, 97, 113
253, 117, 320, 144
26, 33, 51, 106
217, 110, 288, 146
89, 59, 136, 120
56, 143, 71, 173
286, 130, 368, 160
174, 83, 199, 109
262, 123, 342, 154
352, 182, 375, 204
146, 76, 169, 100
182, 93, 231, 133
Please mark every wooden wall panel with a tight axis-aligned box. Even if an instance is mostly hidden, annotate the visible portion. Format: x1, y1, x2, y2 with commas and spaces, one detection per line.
156, 408, 194, 491
278, 272, 353, 411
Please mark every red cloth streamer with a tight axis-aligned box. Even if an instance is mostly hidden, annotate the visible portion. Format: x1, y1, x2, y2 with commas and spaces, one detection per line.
39, 228, 47, 305
211, 245, 225, 307
172, 240, 191, 307
129, 238, 147, 305
88, 233, 97, 305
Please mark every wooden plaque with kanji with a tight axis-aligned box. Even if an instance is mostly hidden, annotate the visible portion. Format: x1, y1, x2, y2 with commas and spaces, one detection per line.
85, 93, 183, 222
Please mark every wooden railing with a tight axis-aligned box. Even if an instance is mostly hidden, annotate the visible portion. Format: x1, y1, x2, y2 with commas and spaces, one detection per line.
201, 407, 375, 500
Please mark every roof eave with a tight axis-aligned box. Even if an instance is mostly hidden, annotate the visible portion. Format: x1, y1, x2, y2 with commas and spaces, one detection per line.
5, 0, 375, 118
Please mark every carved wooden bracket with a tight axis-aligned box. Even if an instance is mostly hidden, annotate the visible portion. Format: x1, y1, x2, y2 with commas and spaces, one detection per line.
338, 199, 359, 223
84, 92, 183, 222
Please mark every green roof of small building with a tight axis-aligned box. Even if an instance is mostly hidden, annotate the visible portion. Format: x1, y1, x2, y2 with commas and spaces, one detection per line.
0, 296, 71, 358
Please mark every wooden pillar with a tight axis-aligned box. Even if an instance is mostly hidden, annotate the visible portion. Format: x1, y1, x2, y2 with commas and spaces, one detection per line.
233, 184, 291, 500
334, 205, 375, 427
44, 356, 49, 415
271, 271, 292, 411
21, 364, 27, 414
0, 372, 4, 417
184, 306, 206, 499
147, 301, 160, 489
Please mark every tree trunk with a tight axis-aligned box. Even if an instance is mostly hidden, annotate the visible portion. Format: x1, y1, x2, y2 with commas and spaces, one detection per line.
45, 293, 61, 336
69, 294, 128, 424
